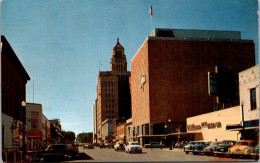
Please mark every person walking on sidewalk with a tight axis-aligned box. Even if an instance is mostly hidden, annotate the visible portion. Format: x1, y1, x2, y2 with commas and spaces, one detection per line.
160, 140, 163, 149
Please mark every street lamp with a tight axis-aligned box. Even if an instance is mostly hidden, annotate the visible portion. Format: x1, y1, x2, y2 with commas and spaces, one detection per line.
241, 100, 245, 140
21, 101, 26, 158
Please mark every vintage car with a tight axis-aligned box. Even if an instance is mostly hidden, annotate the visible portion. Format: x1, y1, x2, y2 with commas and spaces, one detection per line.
125, 142, 142, 153
114, 141, 125, 151
227, 140, 256, 158
144, 141, 166, 148
184, 141, 196, 151
251, 145, 259, 160
84, 143, 94, 149
202, 141, 221, 155
179, 141, 189, 148
186, 141, 208, 155
213, 140, 236, 156
31, 144, 78, 162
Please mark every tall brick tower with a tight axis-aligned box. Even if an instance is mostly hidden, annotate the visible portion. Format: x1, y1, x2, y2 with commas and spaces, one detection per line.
96, 39, 131, 142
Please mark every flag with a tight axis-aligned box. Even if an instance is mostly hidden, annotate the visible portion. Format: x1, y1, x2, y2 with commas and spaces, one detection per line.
149, 5, 153, 17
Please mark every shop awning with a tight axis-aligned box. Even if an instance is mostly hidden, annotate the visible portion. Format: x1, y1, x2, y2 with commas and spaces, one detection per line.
226, 119, 259, 131
169, 132, 202, 136
137, 134, 166, 138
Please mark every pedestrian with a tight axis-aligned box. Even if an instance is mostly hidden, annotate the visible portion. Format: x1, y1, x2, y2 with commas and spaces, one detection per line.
160, 140, 163, 149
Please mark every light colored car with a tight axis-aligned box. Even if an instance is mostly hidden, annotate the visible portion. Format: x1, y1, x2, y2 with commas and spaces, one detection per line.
114, 141, 125, 151
202, 141, 221, 155
125, 142, 142, 153
227, 140, 256, 158
184, 141, 196, 151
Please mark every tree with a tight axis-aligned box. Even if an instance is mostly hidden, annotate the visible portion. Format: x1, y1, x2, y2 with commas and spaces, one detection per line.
76, 132, 93, 143
62, 131, 76, 144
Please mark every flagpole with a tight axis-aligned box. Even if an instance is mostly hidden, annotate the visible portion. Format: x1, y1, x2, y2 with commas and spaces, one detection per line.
149, 5, 154, 32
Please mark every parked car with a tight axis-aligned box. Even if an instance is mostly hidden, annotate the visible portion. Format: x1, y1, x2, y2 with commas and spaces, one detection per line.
31, 144, 78, 162
114, 141, 125, 151
104, 142, 111, 148
186, 141, 208, 155
184, 141, 196, 152
92, 142, 100, 146
251, 145, 259, 160
144, 141, 166, 148
68, 143, 79, 153
179, 141, 189, 148
213, 140, 236, 156
84, 143, 94, 149
227, 140, 256, 158
202, 141, 221, 155
125, 142, 142, 153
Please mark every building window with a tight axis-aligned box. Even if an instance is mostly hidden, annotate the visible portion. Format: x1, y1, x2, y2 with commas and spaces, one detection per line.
137, 126, 139, 135
250, 88, 256, 110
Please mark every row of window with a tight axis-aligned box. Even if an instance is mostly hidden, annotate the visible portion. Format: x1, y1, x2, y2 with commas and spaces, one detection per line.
106, 104, 114, 108
105, 115, 115, 119
105, 110, 114, 113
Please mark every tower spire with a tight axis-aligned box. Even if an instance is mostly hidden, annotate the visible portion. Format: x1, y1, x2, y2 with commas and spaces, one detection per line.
117, 38, 119, 43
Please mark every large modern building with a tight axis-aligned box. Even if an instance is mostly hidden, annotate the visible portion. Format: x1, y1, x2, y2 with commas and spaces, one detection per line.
1, 35, 30, 152
96, 39, 131, 142
130, 28, 255, 145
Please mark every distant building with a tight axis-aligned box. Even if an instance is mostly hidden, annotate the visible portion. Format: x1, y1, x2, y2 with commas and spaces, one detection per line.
96, 39, 131, 142
93, 100, 97, 143
49, 119, 63, 144
26, 103, 50, 150
130, 28, 255, 146
101, 119, 114, 141
1, 35, 30, 151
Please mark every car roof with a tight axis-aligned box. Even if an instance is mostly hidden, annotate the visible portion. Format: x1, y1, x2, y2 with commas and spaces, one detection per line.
237, 140, 255, 142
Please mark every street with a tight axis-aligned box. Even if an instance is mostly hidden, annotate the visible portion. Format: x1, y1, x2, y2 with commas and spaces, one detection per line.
66, 147, 255, 162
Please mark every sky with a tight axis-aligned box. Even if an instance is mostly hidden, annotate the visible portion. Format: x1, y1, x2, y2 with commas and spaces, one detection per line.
1, 0, 259, 136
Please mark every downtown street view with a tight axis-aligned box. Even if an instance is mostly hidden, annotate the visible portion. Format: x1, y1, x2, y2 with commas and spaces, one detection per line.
1, 0, 260, 162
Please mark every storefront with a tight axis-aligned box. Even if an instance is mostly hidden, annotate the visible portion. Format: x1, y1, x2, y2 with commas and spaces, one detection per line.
186, 106, 241, 142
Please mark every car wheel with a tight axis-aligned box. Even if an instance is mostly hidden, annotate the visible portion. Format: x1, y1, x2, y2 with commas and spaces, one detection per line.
193, 152, 197, 155
186, 151, 189, 154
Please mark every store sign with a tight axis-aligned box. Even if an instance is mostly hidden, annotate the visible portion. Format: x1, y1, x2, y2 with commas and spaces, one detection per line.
207, 123, 216, 129
187, 124, 201, 131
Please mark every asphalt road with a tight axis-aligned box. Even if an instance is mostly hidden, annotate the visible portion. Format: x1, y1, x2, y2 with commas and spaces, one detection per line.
66, 147, 255, 162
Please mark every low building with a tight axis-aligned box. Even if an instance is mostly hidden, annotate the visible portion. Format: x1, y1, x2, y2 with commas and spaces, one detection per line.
227, 65, 259, 142
186, 106, 241, 142
186, 65, 259, 143
49, 119, 63, 144
26, 103, 45, 150
101, 119, 114, 141
126, 118, 133, 143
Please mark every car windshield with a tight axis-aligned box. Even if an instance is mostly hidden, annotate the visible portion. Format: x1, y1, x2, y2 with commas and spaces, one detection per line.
195, 142, 205, 145
188, 142, 195, 145
131, 143, 140, 145
221, 141, 234, 145
235, 141, 249, 145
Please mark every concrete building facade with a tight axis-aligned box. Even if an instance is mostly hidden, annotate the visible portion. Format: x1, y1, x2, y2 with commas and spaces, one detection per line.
130, 28, 255, 145
96, 39, 131, 142
26, 103, 50, 150
186, 106, 241, 141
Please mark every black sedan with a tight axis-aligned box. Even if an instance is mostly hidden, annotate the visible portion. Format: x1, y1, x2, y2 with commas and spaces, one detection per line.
31, 144, 78, 162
